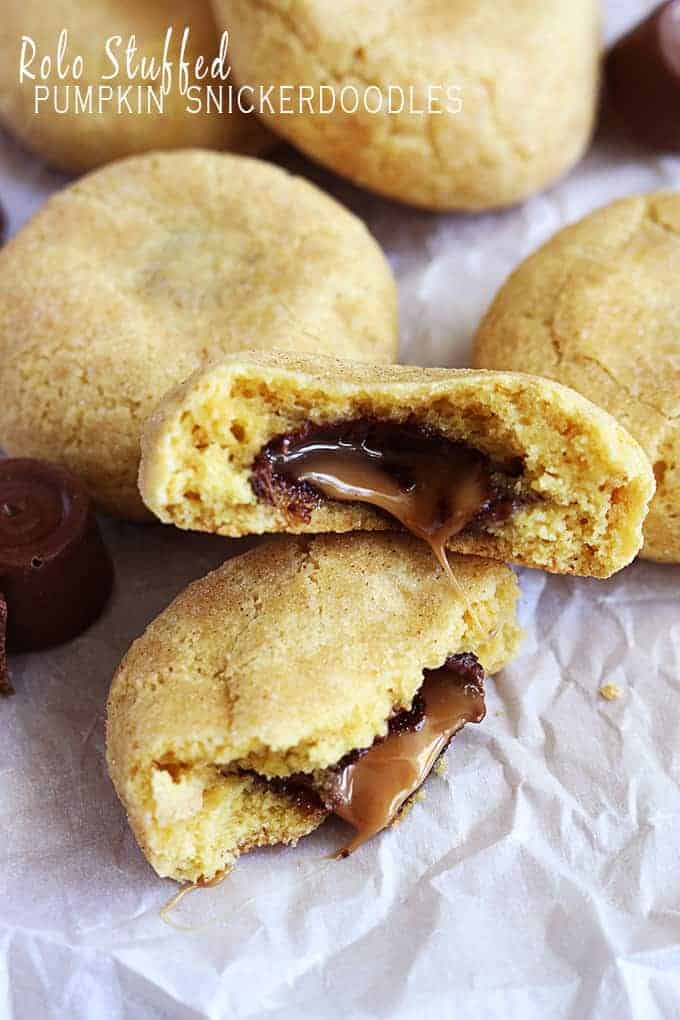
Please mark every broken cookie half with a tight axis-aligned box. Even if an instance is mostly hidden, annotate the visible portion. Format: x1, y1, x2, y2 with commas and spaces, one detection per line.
139, 352, 655, 579
106, 533, 522, 884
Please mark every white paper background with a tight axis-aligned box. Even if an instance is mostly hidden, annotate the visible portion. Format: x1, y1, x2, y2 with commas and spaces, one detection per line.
1, 3, 680, 1017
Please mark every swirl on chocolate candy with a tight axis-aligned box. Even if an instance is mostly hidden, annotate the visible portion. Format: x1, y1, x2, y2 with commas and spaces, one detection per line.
0, 459, 114, 651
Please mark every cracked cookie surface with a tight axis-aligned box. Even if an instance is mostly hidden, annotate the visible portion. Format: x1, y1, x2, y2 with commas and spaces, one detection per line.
214, 0, 601, 210
0, 151, 397, 519
474, 191, 680, 562
106, 532, 522, 882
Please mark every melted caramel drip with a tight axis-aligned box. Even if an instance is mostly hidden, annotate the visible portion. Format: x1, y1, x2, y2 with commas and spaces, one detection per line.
321, 659, 486, 856
196, 869, 227, 888
260, 422, 491, 574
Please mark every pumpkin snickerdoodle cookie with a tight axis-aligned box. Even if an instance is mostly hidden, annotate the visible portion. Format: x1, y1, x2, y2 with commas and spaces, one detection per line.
106, 532, 522, 882
0, 151, 398, 519
0, 0, 270, 173
215, 0, 601, 210
474, 191, 680, 563
139, 351, 654, 579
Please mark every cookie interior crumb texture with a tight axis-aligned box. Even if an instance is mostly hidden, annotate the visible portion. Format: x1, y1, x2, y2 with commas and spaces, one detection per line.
0, 152, 398, 520
474, 191, 680, 563
106, 533, 522, 883
214, 0, 601, 211
139, 351, 655, 579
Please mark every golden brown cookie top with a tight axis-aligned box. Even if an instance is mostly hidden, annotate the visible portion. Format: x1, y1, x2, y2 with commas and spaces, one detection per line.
0, 152, 397, 519
216, 0, 600, 210
474, 191, 680, 562
108, 533, 521, 777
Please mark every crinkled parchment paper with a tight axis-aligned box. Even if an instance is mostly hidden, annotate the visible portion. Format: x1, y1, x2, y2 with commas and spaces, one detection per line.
1, 3, 679, 1017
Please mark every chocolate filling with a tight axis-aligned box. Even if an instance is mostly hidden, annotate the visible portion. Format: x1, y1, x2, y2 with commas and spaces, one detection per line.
256, 652, 486, 857
252, 420, 524, 573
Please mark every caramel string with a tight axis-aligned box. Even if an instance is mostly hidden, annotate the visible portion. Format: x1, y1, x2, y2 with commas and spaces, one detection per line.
159, 859, 335, 932
294, 458, 486, 635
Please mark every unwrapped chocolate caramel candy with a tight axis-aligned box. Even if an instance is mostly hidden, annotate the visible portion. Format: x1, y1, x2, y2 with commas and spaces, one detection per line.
607, 1, 680, 150
0, 459, 113, 651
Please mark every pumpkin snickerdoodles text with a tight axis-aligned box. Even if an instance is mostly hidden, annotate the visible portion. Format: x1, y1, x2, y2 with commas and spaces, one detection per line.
18, 27, 463, 117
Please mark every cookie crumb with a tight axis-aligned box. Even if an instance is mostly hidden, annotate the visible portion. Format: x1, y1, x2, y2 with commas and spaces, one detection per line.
434, 757, 448, 778
599, 682, 622, 702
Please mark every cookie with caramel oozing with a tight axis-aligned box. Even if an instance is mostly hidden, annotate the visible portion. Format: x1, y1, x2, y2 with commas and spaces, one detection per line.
106, 533, 522, 884
139, 351, 654, 579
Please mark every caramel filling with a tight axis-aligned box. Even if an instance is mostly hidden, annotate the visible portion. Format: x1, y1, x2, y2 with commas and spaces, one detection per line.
250, 654, 486, 856
320, 654, 485, 855
252, 420, 522, 575
235, 655, 486, 858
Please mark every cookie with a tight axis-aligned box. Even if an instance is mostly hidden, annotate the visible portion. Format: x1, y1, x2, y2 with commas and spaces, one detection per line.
106, 532, 522, 882
474, 192, 680, 563
0, 151, 398, 520
139, 351, 654, 579
214, 0, 601, 210
0, 0, 270, 173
